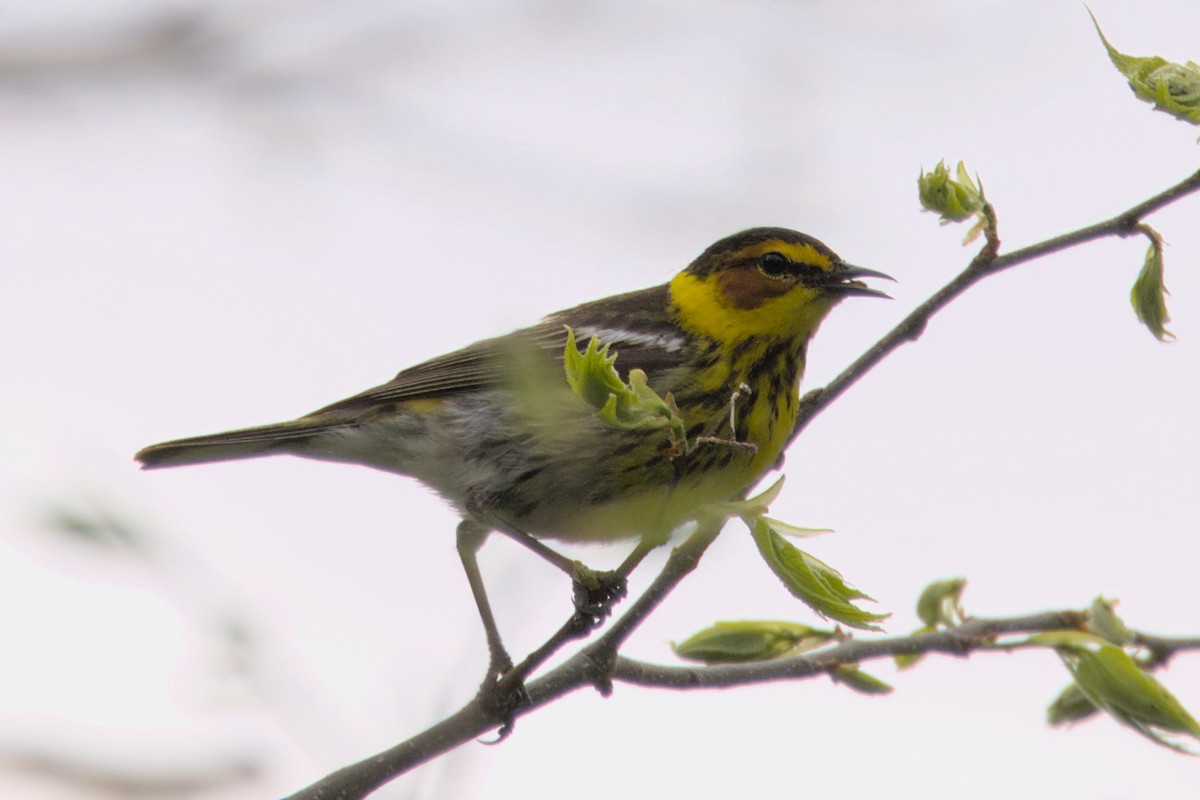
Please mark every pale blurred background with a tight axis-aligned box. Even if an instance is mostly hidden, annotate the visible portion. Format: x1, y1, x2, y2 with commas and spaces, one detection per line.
2, 1, 1199, 798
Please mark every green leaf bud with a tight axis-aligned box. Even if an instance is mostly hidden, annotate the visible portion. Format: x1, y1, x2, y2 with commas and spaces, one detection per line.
1046, 682, 1101, 727
918, 160, 986, 224
1032, 630, 1200, 753
1130, 231, 1174, 341
673, 620, 835, 664
1092, 12, 1200, 126
915, 578, 967, 628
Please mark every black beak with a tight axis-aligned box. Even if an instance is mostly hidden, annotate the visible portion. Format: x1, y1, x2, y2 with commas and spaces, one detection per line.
829, 262, 895, 299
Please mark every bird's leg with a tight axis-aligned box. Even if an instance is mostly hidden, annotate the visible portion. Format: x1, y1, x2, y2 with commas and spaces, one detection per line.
493, 524, 579, 576
458, 496, 650, 726
464, 490, 632, 634
493, 537, 658, 711
616, 537, 656, 576
491, 523, 629, 635
455, 519, 526, 722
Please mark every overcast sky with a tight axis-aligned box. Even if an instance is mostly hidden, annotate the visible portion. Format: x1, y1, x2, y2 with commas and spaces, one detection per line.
2, 1, 1198, 798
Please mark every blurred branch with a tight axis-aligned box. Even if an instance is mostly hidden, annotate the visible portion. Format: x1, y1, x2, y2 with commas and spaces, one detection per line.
30, 497, 362, 779
0, 9, 223, 79
2, 747, 259, 799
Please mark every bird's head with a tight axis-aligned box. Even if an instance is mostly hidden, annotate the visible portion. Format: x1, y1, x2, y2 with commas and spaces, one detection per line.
669, 227, 892, 342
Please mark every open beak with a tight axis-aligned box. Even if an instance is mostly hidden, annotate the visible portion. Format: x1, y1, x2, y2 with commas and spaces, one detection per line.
829, 262, 895, 299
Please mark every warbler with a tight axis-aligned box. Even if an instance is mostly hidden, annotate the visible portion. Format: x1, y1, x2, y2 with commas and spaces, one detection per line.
136, 227, 890, 680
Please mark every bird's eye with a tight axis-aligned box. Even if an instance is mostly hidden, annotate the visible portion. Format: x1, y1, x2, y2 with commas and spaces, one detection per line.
759, 252, 791, 279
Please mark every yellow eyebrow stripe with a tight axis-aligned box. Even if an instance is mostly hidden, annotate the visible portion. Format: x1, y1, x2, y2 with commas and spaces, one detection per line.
741, 240, 833, 270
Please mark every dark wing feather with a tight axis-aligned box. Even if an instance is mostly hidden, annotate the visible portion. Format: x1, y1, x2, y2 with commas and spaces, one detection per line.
137, 285, 684, 468
309, 283, 683, 417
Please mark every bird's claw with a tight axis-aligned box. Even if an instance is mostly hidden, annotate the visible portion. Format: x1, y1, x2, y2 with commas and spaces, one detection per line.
570, 568, 628, 635
476, 650, 529, 742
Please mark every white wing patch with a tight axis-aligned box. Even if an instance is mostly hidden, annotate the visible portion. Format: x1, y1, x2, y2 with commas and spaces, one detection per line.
574, 327, 687, 353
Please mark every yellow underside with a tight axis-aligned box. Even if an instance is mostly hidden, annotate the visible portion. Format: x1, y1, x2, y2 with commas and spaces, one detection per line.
536, 374, 798, 544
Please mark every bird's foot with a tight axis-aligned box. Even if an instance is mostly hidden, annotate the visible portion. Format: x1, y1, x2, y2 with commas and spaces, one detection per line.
476, 649, 529, 742
569, 565, 628, 636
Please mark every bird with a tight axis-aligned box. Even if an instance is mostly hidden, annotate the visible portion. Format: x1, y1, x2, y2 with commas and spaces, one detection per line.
136, 226, 891, 693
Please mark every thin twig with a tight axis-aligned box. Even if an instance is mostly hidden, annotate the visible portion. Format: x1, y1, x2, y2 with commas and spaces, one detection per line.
792, 166, 1200, 441
1135, 632, 1200, 668
611, 610, 1086, 689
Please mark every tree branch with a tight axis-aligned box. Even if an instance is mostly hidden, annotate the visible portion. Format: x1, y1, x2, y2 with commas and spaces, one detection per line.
287, 605, 1200, 799
286, 166, 1200, 800
611, 610, 1086, 689
285, 520, 723, 800
791, 166, 1200, 441
1135, 631, 1200, 668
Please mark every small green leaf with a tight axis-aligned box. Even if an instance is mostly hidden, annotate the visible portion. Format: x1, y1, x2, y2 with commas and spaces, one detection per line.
760, 516, 833, 540
1087, 596, 1134, 646
831, 665, 894, 696
1047, 682, 1101, 727
563, 326, 624, 408
918, 160, 986, 224
674, 620, 835, 664
1091, 11, 1200, 126
1032, 630, 1200, 753
563, 327, 688, 447
915, 577, 967, 628
750, 519, 889, 631
1130, 231, 1174, 342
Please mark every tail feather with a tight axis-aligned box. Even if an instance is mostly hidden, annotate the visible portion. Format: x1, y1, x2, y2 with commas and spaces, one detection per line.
136, 420, 323, 469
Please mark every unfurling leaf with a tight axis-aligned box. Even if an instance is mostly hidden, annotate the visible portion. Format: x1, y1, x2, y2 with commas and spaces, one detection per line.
1032, 631, 1200, 753
831, 665, 894, 696
915, 577, 967, 628
674, 620, 835, 664
1047, 682, 1101, 727
918, 160, 984, 223
563, 326, 624, 407
750, 518, 889, 631
1130, 231, 1174, 341
563, 327, 688, 449
918, 160, 991, 244
1091, 12, 1200, 126
760, 516, 833, 539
